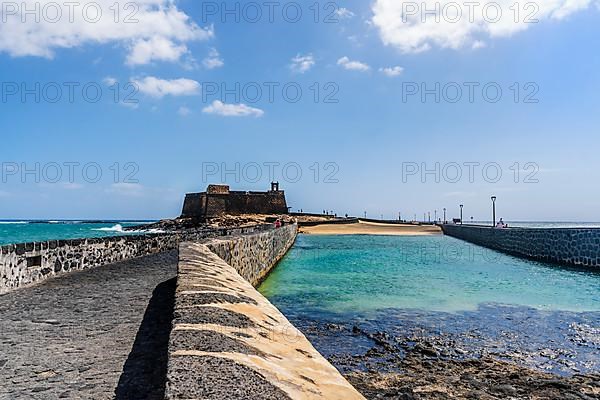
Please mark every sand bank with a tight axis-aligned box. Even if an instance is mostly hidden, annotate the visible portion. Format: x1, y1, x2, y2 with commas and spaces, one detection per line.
299, 221, 441, 236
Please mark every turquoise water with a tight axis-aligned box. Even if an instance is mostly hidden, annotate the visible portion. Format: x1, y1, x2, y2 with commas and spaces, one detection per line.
0, 221, 158, 245
259, 234, 600, 313
259, 234, 600, 376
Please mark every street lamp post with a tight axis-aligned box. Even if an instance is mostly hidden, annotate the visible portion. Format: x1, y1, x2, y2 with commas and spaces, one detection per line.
459, 204, 464, 225
491, 196, 497, 226
443, 208, 446, 224
364, 211, 367, 218
428, 212, 431, 223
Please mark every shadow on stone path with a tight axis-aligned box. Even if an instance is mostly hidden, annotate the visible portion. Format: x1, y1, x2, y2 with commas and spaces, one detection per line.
0, 250, 178, 400
115, 277, 176, 400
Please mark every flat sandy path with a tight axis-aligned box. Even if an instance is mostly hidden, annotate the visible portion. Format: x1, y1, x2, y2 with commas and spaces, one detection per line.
299, 221, 442, 236
0, 251, 177, 400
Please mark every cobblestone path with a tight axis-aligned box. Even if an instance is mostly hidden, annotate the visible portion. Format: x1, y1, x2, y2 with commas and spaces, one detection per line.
0, 251, 177, 400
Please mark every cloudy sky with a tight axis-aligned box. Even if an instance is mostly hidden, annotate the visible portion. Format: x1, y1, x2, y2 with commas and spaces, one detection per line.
1, 0, 600, 220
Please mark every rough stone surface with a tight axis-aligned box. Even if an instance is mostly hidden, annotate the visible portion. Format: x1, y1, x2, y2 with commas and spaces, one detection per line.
205, 224, 298, 286
0, 251, 178, 400
442, 224, 600, 269
167, 356, 291, 400
166, 237, 365, 400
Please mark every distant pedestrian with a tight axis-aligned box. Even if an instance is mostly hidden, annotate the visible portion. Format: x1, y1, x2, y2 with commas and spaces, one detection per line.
274, 219, 281, 228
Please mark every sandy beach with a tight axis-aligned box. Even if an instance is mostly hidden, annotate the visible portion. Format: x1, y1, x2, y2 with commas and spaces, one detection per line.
299, 221, 442, 236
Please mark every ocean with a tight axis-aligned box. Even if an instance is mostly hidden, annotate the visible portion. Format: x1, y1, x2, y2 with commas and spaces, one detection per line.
0, 220, 161, 246
259, 234, 600, 376
2, 220, 600, 247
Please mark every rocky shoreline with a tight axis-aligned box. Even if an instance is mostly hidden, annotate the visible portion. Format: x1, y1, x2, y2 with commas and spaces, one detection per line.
342, 326, 600, 399
281, 309, 600, 400
125, 214, 301, 232
345, 357, 599, 399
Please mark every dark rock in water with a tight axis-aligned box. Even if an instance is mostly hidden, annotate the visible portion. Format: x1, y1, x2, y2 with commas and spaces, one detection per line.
344, 354, 600, 400
412, 343, 439, 358
280, 306, 600, 399
492, 384, 517, 396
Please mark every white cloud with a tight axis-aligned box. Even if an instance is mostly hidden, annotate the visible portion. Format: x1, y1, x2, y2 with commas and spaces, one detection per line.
371, 0, 598, 53
379, 66, 404, 77
132, 77, 200, 98
178, 106, 192, 116
103, 76, 117, 86
126, 36, 189, 66
0, 1, 213, 65
290, 53, 316, 73
472, 40, 487, 49
202, 48, 224, 69
336, 8, 356, 19
337, 56, 371, 71
202, 101, 264, 117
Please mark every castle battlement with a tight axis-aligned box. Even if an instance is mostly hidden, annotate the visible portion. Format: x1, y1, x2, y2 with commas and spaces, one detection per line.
181, 183, 288, 218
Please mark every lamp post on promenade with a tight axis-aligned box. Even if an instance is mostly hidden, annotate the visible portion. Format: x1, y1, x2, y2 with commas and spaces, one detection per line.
443, 208, 446, 224
428, 212, 431, 223
491, 196, 497, 226
460, 204, 464, 225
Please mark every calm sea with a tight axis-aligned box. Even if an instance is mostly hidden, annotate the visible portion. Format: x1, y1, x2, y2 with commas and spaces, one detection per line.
259, 234, 600, 376
0, 220, 160, 245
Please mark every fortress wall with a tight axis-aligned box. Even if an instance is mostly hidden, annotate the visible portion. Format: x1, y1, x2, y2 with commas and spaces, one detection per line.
0, 225, 273, 295
181, 193, 205, 218
441, 224, 600, 269
181, 191, 288, 218
166, 226, 365, 400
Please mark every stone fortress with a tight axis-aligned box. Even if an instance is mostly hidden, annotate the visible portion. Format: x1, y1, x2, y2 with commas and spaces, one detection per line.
181, 182, 289, 219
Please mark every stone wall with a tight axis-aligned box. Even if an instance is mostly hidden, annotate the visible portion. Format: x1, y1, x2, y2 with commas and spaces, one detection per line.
166, 233, 365, 399
182, 191, 288, 218
441, 224, 600, 269
204, 224, 297, 286
0, 225, 274, 295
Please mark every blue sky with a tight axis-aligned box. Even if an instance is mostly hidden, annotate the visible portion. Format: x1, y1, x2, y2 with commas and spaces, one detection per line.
1, 0, 600, 221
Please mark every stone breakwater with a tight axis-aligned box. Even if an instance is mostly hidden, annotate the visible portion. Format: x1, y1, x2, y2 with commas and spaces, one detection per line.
441, 224, 600, 269
166, 233, 365, 399
204, 224, 298, 286
0, 225, 273, 295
